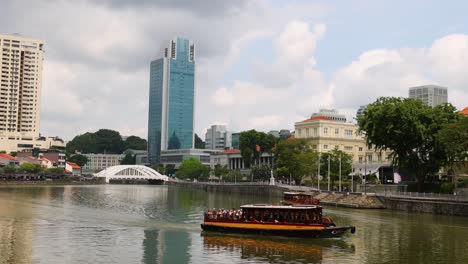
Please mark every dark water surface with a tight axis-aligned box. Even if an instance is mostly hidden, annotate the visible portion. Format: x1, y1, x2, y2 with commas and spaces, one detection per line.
0, 185, 467, 264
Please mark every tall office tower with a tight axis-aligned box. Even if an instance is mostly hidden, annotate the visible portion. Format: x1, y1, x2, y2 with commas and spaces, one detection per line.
205, 125, 231, 150
148, 37, 195, 165
409, 85, 448, 107
0, 34, 44, 136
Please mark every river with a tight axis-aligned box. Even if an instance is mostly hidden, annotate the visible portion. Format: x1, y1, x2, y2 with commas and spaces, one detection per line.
0, 184, 467, 264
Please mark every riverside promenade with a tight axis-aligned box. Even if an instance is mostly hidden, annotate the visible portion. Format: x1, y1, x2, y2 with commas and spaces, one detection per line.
169, 181, 468, 216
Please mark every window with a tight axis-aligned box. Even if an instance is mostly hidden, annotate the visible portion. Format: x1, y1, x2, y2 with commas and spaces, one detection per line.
377, 154, 382, 162
323, 144, 328, 150
323, 128, 328, 135
297, 129, 302, 137
359, 157, 363, 163
335, 128, 339, 135
367, 155, 373, 162
306, 128, 310, 137
335, 145, 339, 150
314, 128, 318, 136
345, 130, 353, 137
344, 146, 353, 151
358, 147, 363, 151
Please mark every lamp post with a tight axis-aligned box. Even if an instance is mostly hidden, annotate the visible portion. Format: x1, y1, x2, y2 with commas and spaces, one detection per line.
327, 155, 331, 191
351, 162, 354, 192
317, 153, 321, 191
339, 153, 342, 192
364, 155, 367, 195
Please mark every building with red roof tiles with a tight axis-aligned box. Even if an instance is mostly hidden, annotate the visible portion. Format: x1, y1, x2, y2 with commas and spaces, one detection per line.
0, 153, 19, 166
459, 106, 468, 116
66, 162, 81, 176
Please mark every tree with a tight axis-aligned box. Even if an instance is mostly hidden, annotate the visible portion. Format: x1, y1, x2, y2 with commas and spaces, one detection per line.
46, 167, 64, 174
274, 138, 318, 184
319, 148, 352, 186
68, 154, 89, 167
251, 165, 271, 181
194, 133, 205, 149
357, 97, 460, 191
239, 130, 277, 168
3, 165, 16, 173
120, 153, 136, 165
176, 158, 209, 180
19, 163, 43, 173
66, 129, 126, 154
124, 136, 147, 150
437, 116, 468, 172
213, 164, 229, 179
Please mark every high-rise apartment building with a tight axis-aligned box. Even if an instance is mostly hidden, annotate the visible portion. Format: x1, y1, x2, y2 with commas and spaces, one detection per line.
409, 85, 448, 107
148, 37, 195, 164
0, 34, 43, 136
205, 125, 231, 150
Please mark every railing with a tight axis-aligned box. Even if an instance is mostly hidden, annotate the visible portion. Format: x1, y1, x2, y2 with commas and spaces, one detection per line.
375, 191, 468, 201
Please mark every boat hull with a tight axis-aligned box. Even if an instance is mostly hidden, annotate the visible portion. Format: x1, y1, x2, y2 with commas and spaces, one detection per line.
201, 222, 355, 238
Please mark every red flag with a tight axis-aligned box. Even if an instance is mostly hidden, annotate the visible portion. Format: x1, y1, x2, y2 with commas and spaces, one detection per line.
255, 145, 261, 152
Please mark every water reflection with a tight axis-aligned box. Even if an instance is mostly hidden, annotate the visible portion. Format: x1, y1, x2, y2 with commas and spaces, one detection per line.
142, 229, 191, 264
202, 232, 354, 264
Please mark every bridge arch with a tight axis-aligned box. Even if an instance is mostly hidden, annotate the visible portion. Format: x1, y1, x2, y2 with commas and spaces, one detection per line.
95, 165, 169, 183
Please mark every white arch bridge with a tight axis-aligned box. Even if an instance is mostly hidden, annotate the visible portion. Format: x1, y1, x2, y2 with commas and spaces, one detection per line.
95, 165, 169, 183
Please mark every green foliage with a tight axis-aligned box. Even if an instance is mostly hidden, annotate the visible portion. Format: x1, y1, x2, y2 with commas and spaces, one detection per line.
194, 133, 205, 149
274, 138, 318, 184
66, 129, 126, 154
152, 164, 166, 174
437, 116, 468, 166
10, 152, 17, 157
3, 165, 16, 173
319, 148, 353, 185
19, 163, 43, 173
120, 153, 136, 165
124, 136, 147, 150
176, 158, 210, 180
213, 164, 229, 178
440, 182, 455, 194
357, 97, 460, 191
165, 164, 176, 176
239, 130, 277, 168
223, 170, 243, 182
68, 154, 89, 167
46, 167, 64, 174
250, 165, 272, 181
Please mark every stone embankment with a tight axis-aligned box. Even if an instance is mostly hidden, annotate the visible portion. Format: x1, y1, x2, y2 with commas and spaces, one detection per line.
309, 191, 385, 209
383, 195, 468, 216
168, 181, 285, 197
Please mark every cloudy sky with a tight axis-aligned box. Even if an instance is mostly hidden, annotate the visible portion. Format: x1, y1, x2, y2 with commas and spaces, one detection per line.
1, 0, 468, 140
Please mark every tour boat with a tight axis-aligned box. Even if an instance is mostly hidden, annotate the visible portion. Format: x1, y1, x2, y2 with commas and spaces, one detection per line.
282, 191, 320, 205
201, 204, 356, 238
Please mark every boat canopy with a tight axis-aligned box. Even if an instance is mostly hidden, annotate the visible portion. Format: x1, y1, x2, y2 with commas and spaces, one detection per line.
240, 204, 320, 210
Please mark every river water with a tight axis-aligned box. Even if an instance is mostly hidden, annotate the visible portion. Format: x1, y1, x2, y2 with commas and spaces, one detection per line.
0, 185, 467, 264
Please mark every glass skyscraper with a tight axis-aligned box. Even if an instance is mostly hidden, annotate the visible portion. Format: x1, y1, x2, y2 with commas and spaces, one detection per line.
148, 37, 195, 165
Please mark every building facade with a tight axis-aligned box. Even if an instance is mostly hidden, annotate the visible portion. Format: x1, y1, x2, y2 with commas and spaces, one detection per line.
148, 37, 195, 165
295, 115, 392, 175
160, 149, 215, 169
0, 34, 65, 153
205, 125, 231, 150
210, 149, 274, 172
81, 153, 124, 174
409, 85, 448, 107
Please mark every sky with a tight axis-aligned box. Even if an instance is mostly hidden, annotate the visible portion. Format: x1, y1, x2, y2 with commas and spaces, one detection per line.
1, 0, 467, 140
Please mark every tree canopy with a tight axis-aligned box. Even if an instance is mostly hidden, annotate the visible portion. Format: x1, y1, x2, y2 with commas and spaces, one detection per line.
194, 133, 205, 149
66, 129, 146, 154
437, 116, 468, 169
274, 138, 318, 184
357, 97, 460, 190
120, 153, 136, 165
124, 136, 147, 150
239, 130, 277, 168
68, 154, 89, 167
176, 158, 209, 180
319, 148, 352, 186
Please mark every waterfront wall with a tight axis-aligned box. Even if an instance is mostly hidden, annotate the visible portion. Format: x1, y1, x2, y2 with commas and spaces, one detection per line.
382, 196, 468, 217
168, 181, 285, 197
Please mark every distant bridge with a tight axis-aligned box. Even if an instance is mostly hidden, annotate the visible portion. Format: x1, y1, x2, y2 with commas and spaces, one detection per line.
95, 165, 169, 183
